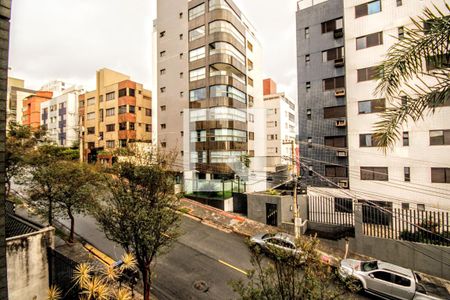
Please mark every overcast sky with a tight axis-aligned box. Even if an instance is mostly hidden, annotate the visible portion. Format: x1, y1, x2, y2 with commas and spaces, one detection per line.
9, 0, 298, 100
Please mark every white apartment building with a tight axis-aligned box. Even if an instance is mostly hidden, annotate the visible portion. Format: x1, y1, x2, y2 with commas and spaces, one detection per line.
41, 85, 84, 147
344, 0, 450, 210
263, 79, 298, 175
155, 0, 267, 205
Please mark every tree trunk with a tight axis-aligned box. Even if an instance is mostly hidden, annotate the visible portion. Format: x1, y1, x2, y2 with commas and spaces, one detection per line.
48, 198, 53, 226
142, 266, 151, 300
68, 208, 75, 243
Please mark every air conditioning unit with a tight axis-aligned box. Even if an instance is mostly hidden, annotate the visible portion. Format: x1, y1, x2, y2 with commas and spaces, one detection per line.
335, 88, 346, 97
336, 150, 348, 157
338, 179, 349, 188
334, 58, 345, 67
334, 28, 344, 38
335, 119, 347, 127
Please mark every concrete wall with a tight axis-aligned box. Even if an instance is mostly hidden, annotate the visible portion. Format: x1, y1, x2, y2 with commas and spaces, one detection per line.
6, 227, 54, 300
0, 1, 11, 298
247, 193, 294, 226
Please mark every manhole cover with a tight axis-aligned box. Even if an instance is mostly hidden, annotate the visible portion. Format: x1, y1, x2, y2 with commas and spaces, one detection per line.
193, 280, 209, 292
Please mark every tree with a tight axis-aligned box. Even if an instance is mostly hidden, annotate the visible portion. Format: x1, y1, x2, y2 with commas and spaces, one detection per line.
231, 237, 348, 300
25, 160, 103, 242
94, 154, 180, 300
374, 3, 450, 148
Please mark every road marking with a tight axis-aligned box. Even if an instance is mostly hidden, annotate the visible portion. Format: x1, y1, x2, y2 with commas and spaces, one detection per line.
218, 260, 248, 276
84, 243, 115, 266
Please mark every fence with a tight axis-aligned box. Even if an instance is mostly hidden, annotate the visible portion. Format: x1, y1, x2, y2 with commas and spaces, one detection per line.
47, 248, 80, 299
307, 196, 354, 227
362, 205, 450, 247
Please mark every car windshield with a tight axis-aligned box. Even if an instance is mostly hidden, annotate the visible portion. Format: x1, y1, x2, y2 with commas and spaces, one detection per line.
361, 261, 378, 272
262, 233, 274, 239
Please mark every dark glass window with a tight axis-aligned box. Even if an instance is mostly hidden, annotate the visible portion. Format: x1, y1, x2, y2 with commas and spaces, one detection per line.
431, 168, 450, 183
106, 124, 115, 132
355, 0, 381, 18
358, 99, 386, 114
321, 18, 343, 33
118, 88, 127, 98
361, 167, 389, 181
324, 105, 346, 118
430, 130, 450, 145
325, 166, 348, 177
324, 135, 347, 147
87, 127, 95, 135
357, 66, 379, 82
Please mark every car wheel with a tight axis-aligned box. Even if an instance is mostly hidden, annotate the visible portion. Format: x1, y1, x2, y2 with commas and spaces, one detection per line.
346, 278, 363, 293
251, 243, 262, 253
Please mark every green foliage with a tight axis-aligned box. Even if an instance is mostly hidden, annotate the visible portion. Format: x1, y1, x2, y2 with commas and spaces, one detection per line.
93, 156, 180, 300
374, 3, 450, 149
231, 237, 347, 300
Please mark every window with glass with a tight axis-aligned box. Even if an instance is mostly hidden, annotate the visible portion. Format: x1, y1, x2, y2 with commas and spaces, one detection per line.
323, 76, 345, 90
119, 122, 127, 130
355, 0, 381, 18
87, 112, 95, 120
358, 99, 385, 113
106, 92, 115, 101
325, 166, 347, 177
191, 151, 207, 163
361, 167, 389, 181
190, 87, 206, 102
431, 168, 450, 183
189, 25, 205, 42
106, 108, 115, 117
189, 67, 206, 81
189, 107, 246, 122
322, 47, 344, 62
119, 88, 127, 98
87, 98, 96, 106
209, 42, 245, 64
118, 105, 127, 115
323, 105, 346, 118
356, 32, 383, 50
210, 85, 246, 103
106, 140, 115, 148
145, 108, 152, 116
188, 3, 205, 20
129, 105, 135, 113
321, 18, 343, 33
357, 66, 379, 82
189, 47, 205, 62
430, 130, 450, 145
129, 123, 135, 130
359, 134, 377, 147
403, 132, 409, 146
210, 151, 246, 163
324, 136, 347, 147
212, 129, 247, 142
106, 124, 115, 132
209, 20, 245, 46
87, 127, 95, 135
190, 130, 207, 142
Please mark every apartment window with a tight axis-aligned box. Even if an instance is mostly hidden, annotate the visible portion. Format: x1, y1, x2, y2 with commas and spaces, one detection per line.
361, 167, 389, 181
248, 132, 254, 140
118, 88, 127, 98
335, 198, 353, 213
209, 20, 245, 45
87, 97, 95, 106
404, 167, 411, 182
129, 88, 135, 97
248, 77, 254, 87
430, 130, 450, 145
145, 108, 152, 116
325, 166, 347, 177
210, 85, 246, 103
106, 124, 115, 132
106, 140, 115, 148
118, 105, 127, 114
321, 18, 343, 33
356, 32, 383, 50
401, 203, 409, 210
87, 127, 95, 135
160, 69, 166, 75
79, 100, 85, 107
161, 142, 167, 148
357, 66, 379, 82
106, 108, 115, 117
106, 92, 115, 101
129, 123, 135, 131
99, 95, 103, 102
129, 105, 135, 113
161, 124, 166, 130
306, 109, 312, 120
355, 0, 381, 18
305, 27, 310, 38
323, 76, 345, 90
189, 67, 206, 81
325, 135, 347, 147
267, 134, 278, 141
189, 25, 205, 42
322, 47, 344, 62
161, 105, 166, 111
306, 81, 311, 91
398, 26, 404, 39
248, 59, 254, 71
359, 134, 377, 147
160, 51, 166, 57
403, 132, 409, 146
358, 99, 385, 113
431, 168, 450, 183
86, 112, 95, 120
160, 87, 166, 93
323, 105, 346, 119
267, 121, 277, 127
145, 124, 151, 132
99, 109, 104, 122
189, 47, 205, 62
190, 87, 206, 101
426, 54, 450, 71
247, 41, 253, 52
305, 54, 310, 65
160, 31, 166, 38
189, 3, 205, 20
180, 91, 184, 98
119, 122, 127, 130
396, 0, 402, 6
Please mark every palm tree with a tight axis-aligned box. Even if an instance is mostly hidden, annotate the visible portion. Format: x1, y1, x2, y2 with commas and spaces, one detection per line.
374, 2, 450, 149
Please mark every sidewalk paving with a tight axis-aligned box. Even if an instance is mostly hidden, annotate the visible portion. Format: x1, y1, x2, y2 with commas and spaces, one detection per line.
179, 198, 450, 294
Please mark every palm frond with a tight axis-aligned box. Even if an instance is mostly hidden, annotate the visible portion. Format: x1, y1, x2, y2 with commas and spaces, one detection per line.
73, 263, 92, 289
47, 285, 62, 300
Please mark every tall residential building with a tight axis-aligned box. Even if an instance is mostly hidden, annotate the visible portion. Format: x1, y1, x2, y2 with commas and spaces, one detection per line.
344, 0, 450, 210
263, 79, 298, 179
41, 85, 84, 147
296, 0, 348, 189
22, 91, 53, 129
6, 77, 35, 126
1, 1, 12, 297
79, 69, 152, 163
40, 80, 70, 97
155, 0, 267, 196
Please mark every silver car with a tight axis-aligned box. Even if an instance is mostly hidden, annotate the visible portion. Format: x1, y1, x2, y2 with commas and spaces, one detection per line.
249, 232, 301, 256
339, 259, 442, 300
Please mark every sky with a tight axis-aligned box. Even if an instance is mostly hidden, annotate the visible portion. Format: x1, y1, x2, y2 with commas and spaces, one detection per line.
9, 0, 299, 100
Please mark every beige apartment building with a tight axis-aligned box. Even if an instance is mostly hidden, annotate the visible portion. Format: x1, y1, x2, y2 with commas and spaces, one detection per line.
155, 0, 267, 198
79, 69, 152, 163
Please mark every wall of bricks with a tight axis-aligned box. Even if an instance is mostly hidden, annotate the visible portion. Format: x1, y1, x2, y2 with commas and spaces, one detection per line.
0, 0, 11, 299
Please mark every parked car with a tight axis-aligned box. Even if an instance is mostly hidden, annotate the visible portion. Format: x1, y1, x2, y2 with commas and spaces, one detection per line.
249, 232, 302, 256
339, 259, 443, 300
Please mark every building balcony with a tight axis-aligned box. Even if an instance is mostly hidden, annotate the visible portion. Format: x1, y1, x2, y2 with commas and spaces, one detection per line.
209, 54, 246, 75
208, 74, 246, 93
118, 96, 136, 106
208, 32, 245, 55
189, 96, 247, 110
194, 141, 248, 152
118, 130, 136, 140
194, 120, 247, 131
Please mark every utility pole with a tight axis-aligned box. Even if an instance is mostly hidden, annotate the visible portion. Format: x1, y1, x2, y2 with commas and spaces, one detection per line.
283, 139, 300, 238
